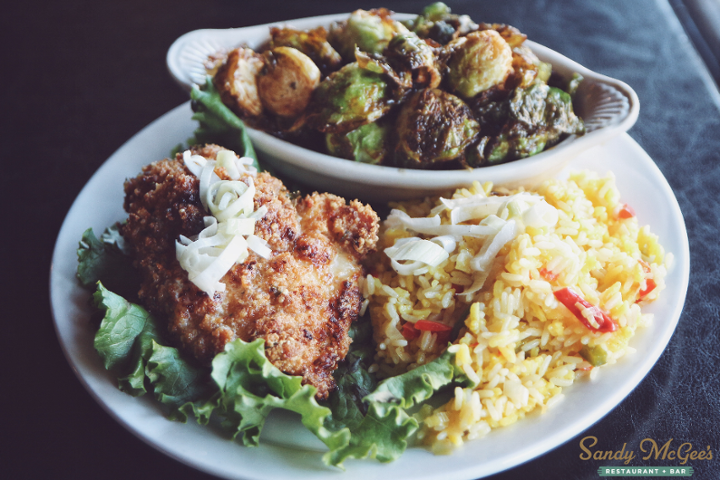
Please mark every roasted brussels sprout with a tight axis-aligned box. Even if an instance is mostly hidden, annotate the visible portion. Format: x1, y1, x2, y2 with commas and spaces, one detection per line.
328, 8, 410, 61
467, 82, 585, 166
509, 82, 550, 126
384, 33, 441, 88
213, 47, 265, 117
268, 26, 342, 76
509, 83, 583, 135
256, 47, 321, 118
395, 88, 479, 167
406, 2, 477, 45
543, 86, 585, 135
307, 62, 394, 133
325, 121, 390, 164
446, 30, 513, 99
421, 1, 451, 21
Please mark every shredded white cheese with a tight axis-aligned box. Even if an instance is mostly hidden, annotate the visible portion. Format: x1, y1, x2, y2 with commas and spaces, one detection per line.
383, 191, 559, 300
384, 237, 451, 276
175, 149, 268, 295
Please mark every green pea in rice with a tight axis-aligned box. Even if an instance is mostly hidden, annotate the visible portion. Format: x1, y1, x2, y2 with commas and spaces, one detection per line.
362, 171, 669, 454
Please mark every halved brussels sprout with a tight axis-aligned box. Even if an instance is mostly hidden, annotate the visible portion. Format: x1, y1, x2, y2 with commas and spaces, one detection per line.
446, 30, 513, 99
213, 47, 265, 117
325, 121, 390, 164
328, 8, 410, 61
268, 26, 342, 76
385, 33, 441, 88
395, 88, 479, 167
256, 47, 321, 118
307, 62, 394, 133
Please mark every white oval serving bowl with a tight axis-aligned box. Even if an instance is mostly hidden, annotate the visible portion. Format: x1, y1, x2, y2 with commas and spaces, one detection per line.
168, 13, 639, 202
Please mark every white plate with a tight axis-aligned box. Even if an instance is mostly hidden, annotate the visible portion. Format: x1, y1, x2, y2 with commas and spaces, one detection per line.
50, 102, 689, 480
166, 13, 639, 201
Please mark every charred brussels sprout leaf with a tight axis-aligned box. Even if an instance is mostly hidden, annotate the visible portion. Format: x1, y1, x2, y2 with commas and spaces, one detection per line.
307, 62, 392, 133
385, 33, 441, 88
508, 45, 551, 90
478, 23, 527, 49
354, 48, 413, 91
407, 2, 477, 45
326, 121, 390, 164
395, 88, 479, 167
328, 8, 409, 61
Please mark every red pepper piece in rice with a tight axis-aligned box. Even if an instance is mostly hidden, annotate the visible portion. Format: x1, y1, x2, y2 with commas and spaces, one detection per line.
616, 203, 636, 219
401, 322, 421, 340
414, 320, 453, 344
636, 260, 657, 301
553, 287, 617, 333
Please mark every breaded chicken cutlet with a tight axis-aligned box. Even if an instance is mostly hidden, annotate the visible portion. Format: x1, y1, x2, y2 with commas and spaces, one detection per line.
120, 145, 379, 398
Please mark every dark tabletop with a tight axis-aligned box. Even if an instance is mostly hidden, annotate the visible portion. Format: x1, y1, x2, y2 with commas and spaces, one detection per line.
3, 1, 720, 479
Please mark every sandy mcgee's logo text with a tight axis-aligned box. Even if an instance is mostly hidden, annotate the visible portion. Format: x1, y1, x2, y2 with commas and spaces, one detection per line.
579, 436, 713, 465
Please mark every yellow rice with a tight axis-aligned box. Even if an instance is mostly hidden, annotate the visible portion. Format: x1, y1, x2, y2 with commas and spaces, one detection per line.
362, 171, 669, 454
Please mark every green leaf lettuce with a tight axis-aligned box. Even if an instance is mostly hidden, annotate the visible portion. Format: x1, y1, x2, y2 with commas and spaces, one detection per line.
188, 76, 260, 171
209, 338, 351, 450
93, 283, 213, 420
323, 344, 474, 466
77, 226, 139, 300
